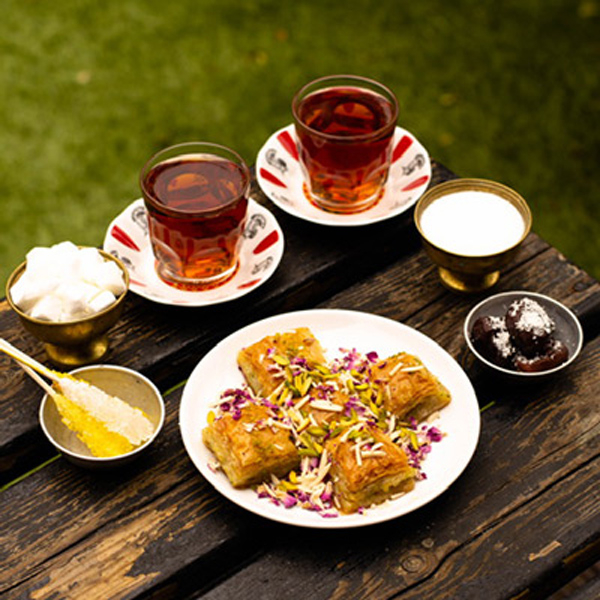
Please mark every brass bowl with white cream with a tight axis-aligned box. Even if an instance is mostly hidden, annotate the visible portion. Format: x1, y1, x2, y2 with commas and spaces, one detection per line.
414, 178, 532, 293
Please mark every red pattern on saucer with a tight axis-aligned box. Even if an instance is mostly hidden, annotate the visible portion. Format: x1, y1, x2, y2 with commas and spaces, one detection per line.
392, 135, 413, 163
110, 225, 141, 252
276, 130, 299, 161
259, 168, 287, 188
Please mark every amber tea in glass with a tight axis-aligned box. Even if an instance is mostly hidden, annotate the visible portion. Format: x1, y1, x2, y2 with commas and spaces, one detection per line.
292, 75, 398, 214
140, 143, 250, 288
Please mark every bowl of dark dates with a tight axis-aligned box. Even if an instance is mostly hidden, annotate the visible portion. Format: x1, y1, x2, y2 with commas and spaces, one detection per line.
464, 291, 583, 380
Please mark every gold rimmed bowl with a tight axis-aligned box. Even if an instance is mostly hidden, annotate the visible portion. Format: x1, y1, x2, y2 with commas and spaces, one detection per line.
6, 249, 129, 368
414, 179, 532, 293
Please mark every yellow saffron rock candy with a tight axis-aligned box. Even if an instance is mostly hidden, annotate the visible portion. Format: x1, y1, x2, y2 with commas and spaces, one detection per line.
52, 376, 154, 458
52, 393, 134, 457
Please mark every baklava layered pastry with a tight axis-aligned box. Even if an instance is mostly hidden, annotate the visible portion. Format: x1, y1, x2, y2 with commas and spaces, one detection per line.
237, 327, 326, 397
203, 327, 450, 517
374, 352, 451, 422
326, 426, 415, 513
202, 402, 299, 488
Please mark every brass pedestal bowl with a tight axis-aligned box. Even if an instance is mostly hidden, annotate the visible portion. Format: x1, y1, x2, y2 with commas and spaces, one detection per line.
6, 250, 129, 368
414, 179, 532, 293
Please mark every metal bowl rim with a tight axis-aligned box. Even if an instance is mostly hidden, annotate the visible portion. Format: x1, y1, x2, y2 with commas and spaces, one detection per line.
463, 290, 584, 378
39, 364, 165, 462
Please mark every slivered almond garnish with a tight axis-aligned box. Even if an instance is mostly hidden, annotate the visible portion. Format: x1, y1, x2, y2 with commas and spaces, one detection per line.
389, 361, 404, 376
340, 423, 363, 443
354, 443, 363, 467
267, 418, 293, 431
361, 450, 386, 458
295, 395, 311, 410
309, 400, 343, 412
387, 414, 396, 435
267, 381, 285, 400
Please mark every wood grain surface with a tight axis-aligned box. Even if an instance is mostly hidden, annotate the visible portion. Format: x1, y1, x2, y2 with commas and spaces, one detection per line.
1, 165, 599, 600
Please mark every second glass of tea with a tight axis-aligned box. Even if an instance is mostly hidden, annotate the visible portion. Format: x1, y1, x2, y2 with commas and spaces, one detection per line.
292, 74, 399, 214
140, 142, 250, 289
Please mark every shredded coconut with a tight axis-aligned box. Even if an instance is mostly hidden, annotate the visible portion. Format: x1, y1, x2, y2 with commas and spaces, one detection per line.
508, 298, 554, 335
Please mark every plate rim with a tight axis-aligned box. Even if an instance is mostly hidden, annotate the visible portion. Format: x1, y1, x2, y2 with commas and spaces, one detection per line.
103, 198, 285, 307
256, 124, 432, 227
179, 308, 481, 529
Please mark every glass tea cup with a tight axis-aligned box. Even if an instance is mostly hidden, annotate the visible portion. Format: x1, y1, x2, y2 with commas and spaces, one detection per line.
140, 142, 250, 289
292, 74, 399, 214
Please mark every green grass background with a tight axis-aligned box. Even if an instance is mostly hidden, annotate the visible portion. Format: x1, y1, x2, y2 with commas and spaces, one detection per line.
1, 0, 599, 289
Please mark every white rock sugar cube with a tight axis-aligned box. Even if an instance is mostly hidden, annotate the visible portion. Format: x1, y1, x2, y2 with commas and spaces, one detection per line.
26, 241, 79, 281
29, 294, 65, 321
75, 247, 106, 279
88, 289, 117, 313
10, 272, 62, 313
51, 240, 80, 261
84, 259, 126, 296
54, 281, 101, 319
25, 247, 61, 281
10, 273, 40, 313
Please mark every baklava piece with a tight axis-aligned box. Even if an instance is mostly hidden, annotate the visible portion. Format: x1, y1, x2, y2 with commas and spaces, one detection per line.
237, 327, 327, 396
375, 353, 451, 422
203, 403, 300, 488
326, 426, 415, 513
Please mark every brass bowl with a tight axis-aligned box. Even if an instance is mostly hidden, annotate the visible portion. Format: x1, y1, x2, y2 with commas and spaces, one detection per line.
414, 179, 532, 293
6, 249, 129, 368
39, 364, 165, 469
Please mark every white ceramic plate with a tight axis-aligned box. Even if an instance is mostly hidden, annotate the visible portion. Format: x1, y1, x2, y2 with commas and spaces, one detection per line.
256, 125, 432, 227
179, 309, 480, 528
103, 198, 284, 307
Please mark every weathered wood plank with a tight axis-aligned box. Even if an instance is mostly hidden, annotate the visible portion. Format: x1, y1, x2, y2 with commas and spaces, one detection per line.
557, 574, 600, 600
2, 239, 598, 599
0, 163, 453, 484
322, 238, 600, 349
198, 455, 599, 600
0, 381, 265, 597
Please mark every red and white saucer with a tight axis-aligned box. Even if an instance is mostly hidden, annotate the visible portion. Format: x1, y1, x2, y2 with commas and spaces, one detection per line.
103, 199, 284, 307
256, 124, 432, 227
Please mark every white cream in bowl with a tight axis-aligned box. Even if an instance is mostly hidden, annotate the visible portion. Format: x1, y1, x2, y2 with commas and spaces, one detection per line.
10, 242, 126, 322
419, 190, 526, 256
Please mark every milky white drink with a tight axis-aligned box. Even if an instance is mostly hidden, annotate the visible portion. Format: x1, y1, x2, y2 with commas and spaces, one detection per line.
420, 191, 526, 256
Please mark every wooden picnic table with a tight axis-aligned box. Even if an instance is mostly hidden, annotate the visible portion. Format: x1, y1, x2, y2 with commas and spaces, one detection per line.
0, 161, 599, 600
